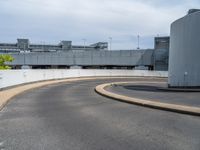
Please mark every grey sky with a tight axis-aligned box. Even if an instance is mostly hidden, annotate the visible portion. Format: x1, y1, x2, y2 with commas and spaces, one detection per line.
0, 0, 199, 49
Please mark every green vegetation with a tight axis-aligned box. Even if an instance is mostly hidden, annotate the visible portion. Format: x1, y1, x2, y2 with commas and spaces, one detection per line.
0, 54, 14, 70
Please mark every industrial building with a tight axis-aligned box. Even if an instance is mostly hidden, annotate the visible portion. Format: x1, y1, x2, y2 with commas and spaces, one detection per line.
0, 39, 108, 53
0, 37, 169, 70
168, 9, 200, 87
154, 36, 169, 71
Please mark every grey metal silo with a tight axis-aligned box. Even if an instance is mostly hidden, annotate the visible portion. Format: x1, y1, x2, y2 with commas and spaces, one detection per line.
168, 10, 200, 87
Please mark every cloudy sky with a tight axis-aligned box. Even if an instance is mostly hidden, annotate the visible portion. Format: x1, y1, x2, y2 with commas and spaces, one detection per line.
0, 0, 199, 49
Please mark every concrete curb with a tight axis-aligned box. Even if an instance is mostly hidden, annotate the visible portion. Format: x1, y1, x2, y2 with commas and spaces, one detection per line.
95, 82, 200, 116
0, 77, 139, 111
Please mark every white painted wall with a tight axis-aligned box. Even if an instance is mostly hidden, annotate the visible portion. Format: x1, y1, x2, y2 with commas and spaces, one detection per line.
0, 69, 168, 89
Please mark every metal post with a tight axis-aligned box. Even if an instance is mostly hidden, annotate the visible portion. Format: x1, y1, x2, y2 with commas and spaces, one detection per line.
109, 37, 112, 50
137, 35, 140, 49
43, 41, 45, 51
82, 39, 86, 50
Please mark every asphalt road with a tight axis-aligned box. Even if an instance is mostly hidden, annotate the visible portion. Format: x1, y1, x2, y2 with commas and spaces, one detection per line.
0, 78, 200, 150
106, 82, 200, 107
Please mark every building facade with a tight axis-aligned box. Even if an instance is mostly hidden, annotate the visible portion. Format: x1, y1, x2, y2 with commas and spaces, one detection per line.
0, 39, 108, 53
154, 36, 170, 71
0, 37, 169, 70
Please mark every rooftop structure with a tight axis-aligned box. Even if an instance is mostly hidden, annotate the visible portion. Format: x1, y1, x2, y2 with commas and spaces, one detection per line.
154, 36, 170, 71
0, 37, 169, 70
188, 9, 200, 14
0, 39, 108, 53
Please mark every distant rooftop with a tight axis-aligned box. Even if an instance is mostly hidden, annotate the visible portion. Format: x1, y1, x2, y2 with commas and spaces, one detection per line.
0, 38, 108, 53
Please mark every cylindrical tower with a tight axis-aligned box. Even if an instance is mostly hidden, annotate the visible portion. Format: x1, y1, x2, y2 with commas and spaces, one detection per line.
168, 10, 200, 88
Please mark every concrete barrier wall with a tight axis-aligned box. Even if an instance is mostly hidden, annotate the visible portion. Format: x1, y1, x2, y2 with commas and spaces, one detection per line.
0, 69, 168, 89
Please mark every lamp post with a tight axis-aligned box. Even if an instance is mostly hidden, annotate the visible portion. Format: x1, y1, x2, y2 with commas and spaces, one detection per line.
82, 39, 86, 50
109, 37, 112, 50
137, 35, 140, 49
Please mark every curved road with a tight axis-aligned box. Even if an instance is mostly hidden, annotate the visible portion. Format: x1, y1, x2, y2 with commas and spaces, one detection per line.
0, 78, 200, 150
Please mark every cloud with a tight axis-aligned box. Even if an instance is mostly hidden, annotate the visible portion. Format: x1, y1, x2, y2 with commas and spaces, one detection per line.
0, 0, 199, 49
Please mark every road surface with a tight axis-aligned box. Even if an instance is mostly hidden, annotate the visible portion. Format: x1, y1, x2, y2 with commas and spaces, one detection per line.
106, 82, 200, 107
0, 78, 200, 150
